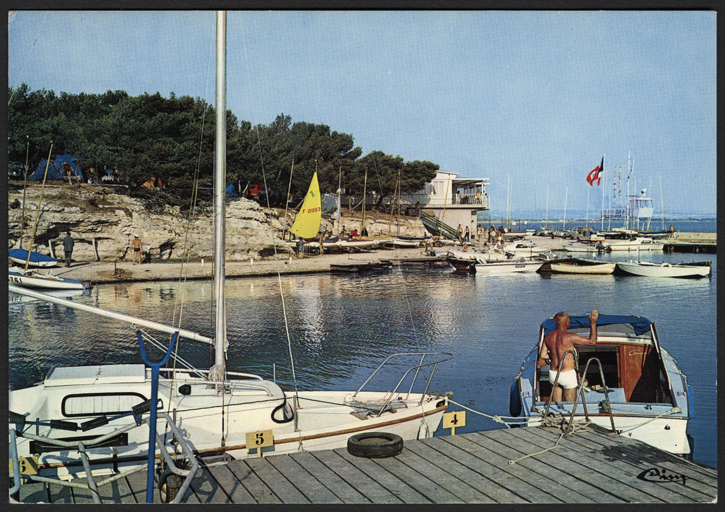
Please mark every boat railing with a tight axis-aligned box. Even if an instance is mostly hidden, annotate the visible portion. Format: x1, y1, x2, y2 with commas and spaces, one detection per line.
352, 352, 453, 414
564, 357, 617, 436
9, 411, 198, 504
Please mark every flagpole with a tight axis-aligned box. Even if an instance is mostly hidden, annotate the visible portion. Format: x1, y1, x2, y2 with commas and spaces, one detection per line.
601, 153, 605, 230
586, 186, 589, 228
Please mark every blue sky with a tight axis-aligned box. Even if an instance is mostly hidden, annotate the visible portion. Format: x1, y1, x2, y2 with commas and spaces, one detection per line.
8, 10, 716, 216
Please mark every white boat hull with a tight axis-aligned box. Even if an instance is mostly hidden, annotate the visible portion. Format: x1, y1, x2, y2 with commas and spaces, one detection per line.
476, 261, 542, 273
8, 255, 58, 268
616, 261, 711, 278
9, 365, 448, 480
8, 269, 88, 290
605, 238, 663, 251
549, 262, 615, 274
522, 413, 689, 455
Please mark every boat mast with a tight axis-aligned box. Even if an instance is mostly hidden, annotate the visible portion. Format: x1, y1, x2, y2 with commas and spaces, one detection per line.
211, 11, 227, 380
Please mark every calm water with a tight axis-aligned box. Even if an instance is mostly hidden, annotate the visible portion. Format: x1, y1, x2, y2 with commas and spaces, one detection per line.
8, 249, 717, 468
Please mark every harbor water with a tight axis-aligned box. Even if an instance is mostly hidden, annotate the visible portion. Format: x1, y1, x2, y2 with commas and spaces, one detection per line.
8, 247, 717, 469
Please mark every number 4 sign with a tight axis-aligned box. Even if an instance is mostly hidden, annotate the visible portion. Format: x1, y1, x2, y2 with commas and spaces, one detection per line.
443, 411, 466, 435
246, 430, 274, 457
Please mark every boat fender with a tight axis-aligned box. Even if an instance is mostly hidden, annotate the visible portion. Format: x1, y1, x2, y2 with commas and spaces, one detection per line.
347, 432, 404, 458
509, 380, 522, 417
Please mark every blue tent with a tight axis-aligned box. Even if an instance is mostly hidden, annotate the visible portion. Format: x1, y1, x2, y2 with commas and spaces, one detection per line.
225, 184, 238, 197
29, 154, 84, 182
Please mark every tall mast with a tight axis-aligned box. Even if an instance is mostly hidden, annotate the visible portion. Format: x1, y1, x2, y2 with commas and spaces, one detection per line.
211, 11, 227, 379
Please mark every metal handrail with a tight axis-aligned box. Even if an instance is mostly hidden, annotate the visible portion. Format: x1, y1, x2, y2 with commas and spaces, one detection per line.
565, 357, 617, 436
9, 412, 198, 504
352, 352, 453, 414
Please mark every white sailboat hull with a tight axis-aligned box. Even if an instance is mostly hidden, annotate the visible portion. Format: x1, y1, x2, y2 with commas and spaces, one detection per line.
9, 364, 448, 480
8, 268, 88, 290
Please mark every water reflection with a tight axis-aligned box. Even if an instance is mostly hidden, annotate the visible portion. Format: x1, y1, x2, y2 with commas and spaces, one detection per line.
8, 252, 717, 467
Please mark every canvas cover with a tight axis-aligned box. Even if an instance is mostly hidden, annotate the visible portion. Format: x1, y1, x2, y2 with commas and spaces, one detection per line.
542, 313, 653, 336
29, 154, 84, 182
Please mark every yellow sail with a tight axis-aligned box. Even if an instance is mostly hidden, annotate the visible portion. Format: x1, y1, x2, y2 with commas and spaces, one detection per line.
290, 172, 321, 239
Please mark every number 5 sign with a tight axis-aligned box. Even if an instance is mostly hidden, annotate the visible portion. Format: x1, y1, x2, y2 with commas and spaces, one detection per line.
246, 430, 274, 457
443, 411, 466, 435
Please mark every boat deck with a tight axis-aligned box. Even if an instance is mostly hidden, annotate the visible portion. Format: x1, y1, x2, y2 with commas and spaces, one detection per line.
13, 424, 716, 504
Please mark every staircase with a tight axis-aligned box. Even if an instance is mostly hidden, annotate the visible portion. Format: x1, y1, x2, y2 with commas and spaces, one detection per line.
418, 211, 459, 240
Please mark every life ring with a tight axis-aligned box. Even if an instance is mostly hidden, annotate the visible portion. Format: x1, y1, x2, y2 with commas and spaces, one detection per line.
347, 432, 404, 458
509, 380, 522, 417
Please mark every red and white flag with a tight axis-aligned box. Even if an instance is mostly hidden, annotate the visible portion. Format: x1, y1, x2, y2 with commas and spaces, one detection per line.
586, 157, 604, 186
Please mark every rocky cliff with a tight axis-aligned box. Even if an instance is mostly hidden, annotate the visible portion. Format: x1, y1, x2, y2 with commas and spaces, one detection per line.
8, 183, 426, 263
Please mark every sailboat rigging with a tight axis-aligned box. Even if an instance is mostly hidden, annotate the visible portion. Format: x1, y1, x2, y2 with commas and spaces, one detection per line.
9, 11, 451, 499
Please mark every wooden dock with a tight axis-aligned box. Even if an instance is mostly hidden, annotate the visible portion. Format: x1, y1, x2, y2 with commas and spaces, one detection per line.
14, 425, 717, 504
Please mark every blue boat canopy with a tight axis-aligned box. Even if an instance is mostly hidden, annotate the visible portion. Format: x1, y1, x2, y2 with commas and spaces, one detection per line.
542, 314, 653, 336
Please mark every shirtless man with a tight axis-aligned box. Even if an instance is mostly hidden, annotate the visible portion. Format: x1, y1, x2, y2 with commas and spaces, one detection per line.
539, 310, 598, 402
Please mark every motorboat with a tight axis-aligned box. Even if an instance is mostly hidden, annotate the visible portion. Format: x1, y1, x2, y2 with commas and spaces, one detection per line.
616, 261, 712, 278
603, 237, 663, 252
509, 313, 692, 456
537, 257, 615, 275
8, 267, 91, 290
561, 241, 605, 253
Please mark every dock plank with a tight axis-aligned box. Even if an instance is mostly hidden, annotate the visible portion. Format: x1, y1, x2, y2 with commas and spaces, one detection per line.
96, 476, 138, 503
335, 447, 433, 503
16, 482, 48, 504
471, 430, 616, 503
373, 449, 466, 503
439, 433, 565, 502
521, 426, 711, 503
188, 466, 231, 503
310, 449, 400, 503
554, 426, 718, 501
494, 427, 663, 502
289, 450, 370, 503
15, 427, 717, 504
205, 463, 257, 503
245, 453, 310, 503
226, 460, 282, 503
265, 452, 344, 503
410, 437, 526, 503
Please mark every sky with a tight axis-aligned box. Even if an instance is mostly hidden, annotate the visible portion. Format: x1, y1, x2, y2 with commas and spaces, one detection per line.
7, 10, 716, 216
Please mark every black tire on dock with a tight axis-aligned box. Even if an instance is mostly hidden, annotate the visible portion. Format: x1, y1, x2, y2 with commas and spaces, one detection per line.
160, 473, 183, 503
347, 432, 404, 458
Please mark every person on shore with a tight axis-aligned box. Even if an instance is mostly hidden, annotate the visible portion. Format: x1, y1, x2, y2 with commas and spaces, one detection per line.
457, 224, 463, 242
62, 232, 74, 267
540, 310, 598, 402
131, 234, 143, 264
464, 226, 470, 242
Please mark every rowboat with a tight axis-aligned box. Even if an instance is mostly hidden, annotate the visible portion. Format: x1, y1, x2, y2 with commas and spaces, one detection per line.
8, 248, 58, 268
538, 258, 615, 275
616, 261, 712, 278
510, 313, 693, 456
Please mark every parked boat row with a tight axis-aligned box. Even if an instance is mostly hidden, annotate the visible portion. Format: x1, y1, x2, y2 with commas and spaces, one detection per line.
445, 251, 711, 278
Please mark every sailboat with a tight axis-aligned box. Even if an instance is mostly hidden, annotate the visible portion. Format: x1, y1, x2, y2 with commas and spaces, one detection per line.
9, 12, 450, 500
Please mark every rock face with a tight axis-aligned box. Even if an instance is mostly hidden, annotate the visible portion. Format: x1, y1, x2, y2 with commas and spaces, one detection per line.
8, 184, 291, 263
8, 184, 427, 263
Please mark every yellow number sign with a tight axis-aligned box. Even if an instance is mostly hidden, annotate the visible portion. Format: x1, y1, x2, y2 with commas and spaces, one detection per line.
246, 430, 274, 457
9, 456, 39, 476
443, 411, 466, 435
